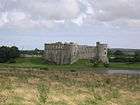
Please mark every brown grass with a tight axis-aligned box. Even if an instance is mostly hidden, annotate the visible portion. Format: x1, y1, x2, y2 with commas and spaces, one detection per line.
0, 69, 139, 105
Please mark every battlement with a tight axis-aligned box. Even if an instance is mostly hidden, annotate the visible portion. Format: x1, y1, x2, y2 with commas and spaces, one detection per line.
45, 42, 76, 50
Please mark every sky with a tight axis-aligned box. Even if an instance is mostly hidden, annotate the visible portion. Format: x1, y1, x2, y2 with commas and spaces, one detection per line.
0, 0, 140, 50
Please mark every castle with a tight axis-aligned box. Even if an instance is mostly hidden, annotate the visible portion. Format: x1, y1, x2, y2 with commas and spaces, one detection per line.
44, 42, 109, 65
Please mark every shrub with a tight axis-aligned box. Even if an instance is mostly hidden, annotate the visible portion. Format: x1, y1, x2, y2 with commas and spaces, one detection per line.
37, 82, 49, 104
70, 69, 76, 72
112, 88, 120, 98
134, 51, 140, 62
8, 58, 16, 63
90, 58, 99, 67
103, 63, 109, 68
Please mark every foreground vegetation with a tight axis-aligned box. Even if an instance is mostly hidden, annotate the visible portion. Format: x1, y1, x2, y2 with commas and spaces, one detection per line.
0, 57, 139, 105
0, 69, 139, 105
0, 57, 140, 70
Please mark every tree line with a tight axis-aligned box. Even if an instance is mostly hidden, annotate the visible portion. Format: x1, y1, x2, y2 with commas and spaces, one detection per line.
0, 46, 20, 63
108, 49, 140, 63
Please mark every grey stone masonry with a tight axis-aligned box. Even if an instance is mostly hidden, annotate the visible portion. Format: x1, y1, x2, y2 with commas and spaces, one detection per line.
44, 42, 109, 65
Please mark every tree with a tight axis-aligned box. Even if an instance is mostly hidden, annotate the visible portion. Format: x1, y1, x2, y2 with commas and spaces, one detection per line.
113, 50, 124, 56
107, 49, 113, 57
9, 46, 20, 58
33, 48, 40, 55
0, 46, 10, 63
113, 50, 125, 62
134, 51, 140, 62
0, 46, 20, 63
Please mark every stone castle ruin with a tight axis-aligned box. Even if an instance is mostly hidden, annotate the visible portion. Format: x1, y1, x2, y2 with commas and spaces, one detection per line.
44, 42, 109, 65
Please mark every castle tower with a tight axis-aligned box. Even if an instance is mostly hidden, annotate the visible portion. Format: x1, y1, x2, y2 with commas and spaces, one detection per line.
96, 42, 109, 64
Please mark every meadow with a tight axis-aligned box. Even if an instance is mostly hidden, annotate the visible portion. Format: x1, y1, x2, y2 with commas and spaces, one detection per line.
0, 68, 139, 105
0, 57, 140, 70
0, 57, 140, 105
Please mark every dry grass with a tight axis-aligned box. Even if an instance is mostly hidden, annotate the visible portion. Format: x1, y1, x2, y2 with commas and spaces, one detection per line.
0, 69, 139, 105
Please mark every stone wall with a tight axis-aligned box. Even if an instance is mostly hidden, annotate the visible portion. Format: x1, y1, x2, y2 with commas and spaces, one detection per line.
44, 42, 109, 64
78, 45, 96, 59
44, 42, 78, 64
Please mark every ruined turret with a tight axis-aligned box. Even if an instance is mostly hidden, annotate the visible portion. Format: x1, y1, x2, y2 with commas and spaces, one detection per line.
96, 42, 109, 64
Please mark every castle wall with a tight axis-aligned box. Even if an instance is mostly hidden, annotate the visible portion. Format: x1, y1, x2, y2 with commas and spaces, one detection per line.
44, 42, 78, 64
44, 42, 109, 65
70, 44, 79, 64
78, 45, 96, 59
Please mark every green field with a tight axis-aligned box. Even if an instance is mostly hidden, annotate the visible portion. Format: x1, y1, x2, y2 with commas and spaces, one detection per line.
0, 57, 140, 70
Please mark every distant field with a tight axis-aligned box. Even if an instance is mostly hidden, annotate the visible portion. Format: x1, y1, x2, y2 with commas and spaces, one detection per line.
0, 57, 92, 70
0, 57, 140, 70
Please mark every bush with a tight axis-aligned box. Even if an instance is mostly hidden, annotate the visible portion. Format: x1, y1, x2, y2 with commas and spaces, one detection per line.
134, 51, 140, 62
90, 58, 99, 67
70, 69, 76, 72
104, 63, 109, 68
8, 58, 16, 63
125, 57, 135, 64
90, 58, 110, 68
0, 46, 9, 63
109, 56, 135, 63
0, 57, 7, 63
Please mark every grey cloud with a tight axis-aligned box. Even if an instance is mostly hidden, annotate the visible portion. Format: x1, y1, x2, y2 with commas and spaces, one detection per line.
93, 0, 140, 21
0, 0, 82, 20
0, 0, 140, 29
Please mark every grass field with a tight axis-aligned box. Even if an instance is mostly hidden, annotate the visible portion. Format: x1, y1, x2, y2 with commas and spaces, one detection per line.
0, 57, 139, 105
0, 57, 140, 70
0, 69, 139, 105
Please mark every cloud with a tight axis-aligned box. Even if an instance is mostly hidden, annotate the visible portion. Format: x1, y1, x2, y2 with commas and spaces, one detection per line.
24, 0, 81, 20
0, 0, 81, 19
0, 0, 83, 29
0, 0, 140, 29
93, 0, 140, 21
128, 19, 140, 28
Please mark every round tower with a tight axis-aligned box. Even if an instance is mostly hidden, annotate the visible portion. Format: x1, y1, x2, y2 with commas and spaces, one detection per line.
96, 42, 109, 64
